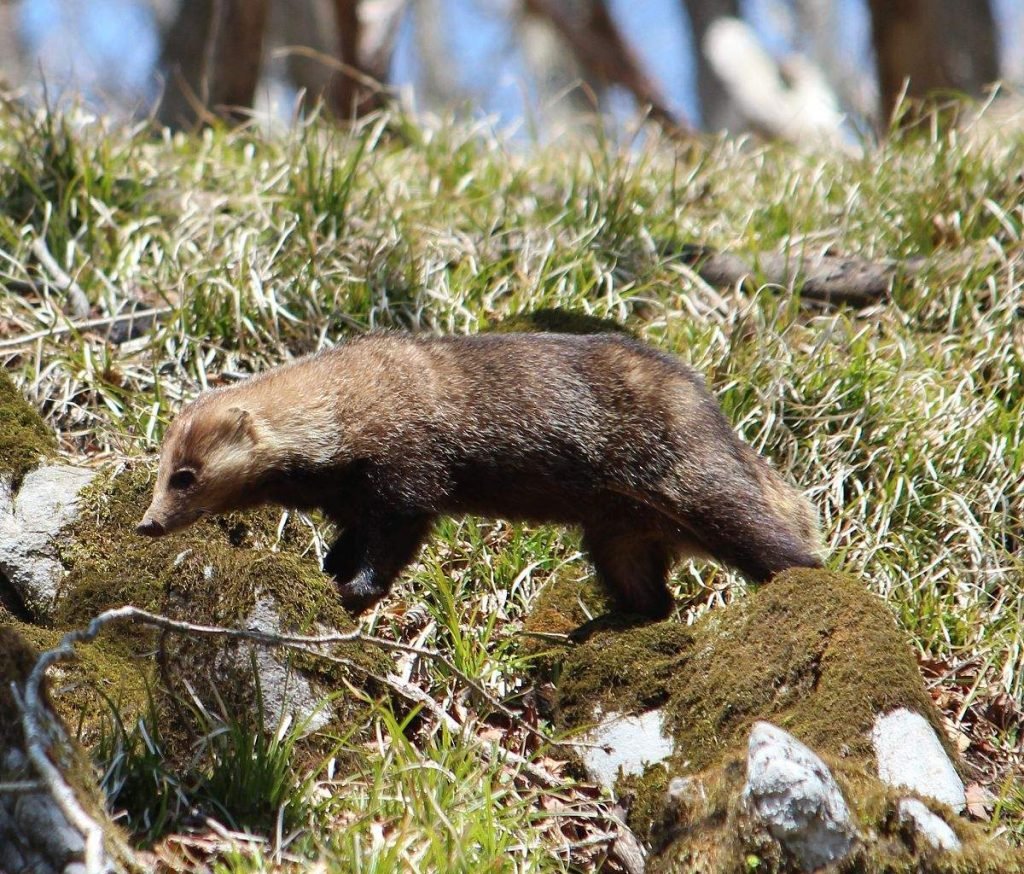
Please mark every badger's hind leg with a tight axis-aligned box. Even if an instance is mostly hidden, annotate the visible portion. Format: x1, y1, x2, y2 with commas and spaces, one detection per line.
325, 513, 435, 614
582, 526, 677, 619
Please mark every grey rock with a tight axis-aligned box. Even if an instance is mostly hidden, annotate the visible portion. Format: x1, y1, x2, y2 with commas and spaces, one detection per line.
238, 596, 334, 734
743, 721, 857, 871
0, 465, 97, 617
15, 792, 86, 859
898, 797, 961, 852
872, 709, 966, 810
1, 743, 88, 874
580, 708, 674, 789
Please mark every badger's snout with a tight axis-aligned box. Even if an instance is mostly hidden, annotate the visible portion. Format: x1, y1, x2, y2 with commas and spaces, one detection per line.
136, 517, 166, 537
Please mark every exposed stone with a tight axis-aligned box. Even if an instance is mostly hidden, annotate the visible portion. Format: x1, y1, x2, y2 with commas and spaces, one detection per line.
242, 596, 334, 734
898, 797, 962, 852
872, 708, 966, 810
742, 722, 857, 872
581, 708, 674, 789
0, 465, 97, 618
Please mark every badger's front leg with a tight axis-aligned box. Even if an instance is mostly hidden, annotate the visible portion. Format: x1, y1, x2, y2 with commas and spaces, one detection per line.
324, 513, 436, 614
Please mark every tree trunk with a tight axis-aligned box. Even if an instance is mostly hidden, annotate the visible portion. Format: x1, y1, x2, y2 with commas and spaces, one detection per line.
157, 0, 270, 128
867, 0, 999, 126
523, 0, 692, 136
683, 0, 743, 132
328, 0, 391, 118
156, 0, 213, 127
208, 0, 271, 118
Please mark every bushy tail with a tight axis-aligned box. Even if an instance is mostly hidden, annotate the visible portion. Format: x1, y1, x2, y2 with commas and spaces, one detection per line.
666, 442, 824, 584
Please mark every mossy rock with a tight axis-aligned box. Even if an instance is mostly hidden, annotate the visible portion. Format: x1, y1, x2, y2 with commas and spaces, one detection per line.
48, 463, 390, 756
530, 568, 1024, 871
551, 569, 944, 772
0, 370, 57, 485
645, 758, 1024, 874
3, 620, 150, 748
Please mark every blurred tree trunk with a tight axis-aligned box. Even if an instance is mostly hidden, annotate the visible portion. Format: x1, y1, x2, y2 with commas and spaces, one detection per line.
325, 0, 403, 116
155, 0, 210, 127
523, 0, 691, 135
867, 0, 999, 126
518, 0, 606, 132
328, 0, 366, 116
264, 0, 403, 119
209, 0, 271, 116
683, 0, 743, 132
0, 1, 26, 88
157, 0, 270, 128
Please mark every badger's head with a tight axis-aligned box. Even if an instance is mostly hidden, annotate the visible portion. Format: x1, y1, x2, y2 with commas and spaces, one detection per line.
137, 398, 267, 537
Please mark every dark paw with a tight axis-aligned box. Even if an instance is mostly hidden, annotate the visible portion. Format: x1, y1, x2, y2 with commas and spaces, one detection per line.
336, 570, 386, 616
324, 537, 365, 582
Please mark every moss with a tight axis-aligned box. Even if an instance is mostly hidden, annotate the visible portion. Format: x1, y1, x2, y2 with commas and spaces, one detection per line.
556, 569, 944, 771
519, 574, 612, 678
0, 369, 57, 485
4, 621, 151, 746
487, 306, 634, 336
541, 569, 1021, 870
55, 462, 389, 749
57, 463, 296, 623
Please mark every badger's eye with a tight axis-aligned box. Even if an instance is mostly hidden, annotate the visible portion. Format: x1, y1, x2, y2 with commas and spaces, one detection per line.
169, 469, 197, 490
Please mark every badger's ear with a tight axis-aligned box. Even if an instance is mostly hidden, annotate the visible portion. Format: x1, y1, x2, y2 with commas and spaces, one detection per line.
225, 406, 259, 444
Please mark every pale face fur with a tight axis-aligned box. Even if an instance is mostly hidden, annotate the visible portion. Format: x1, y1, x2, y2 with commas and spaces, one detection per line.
137, 399, 268, 536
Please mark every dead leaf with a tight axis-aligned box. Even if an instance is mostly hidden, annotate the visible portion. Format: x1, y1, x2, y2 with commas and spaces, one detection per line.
965, 782, 996, 819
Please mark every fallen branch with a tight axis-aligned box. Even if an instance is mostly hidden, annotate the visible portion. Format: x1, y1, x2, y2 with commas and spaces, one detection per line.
676, 243, 928, 306
19, 605, 559, 772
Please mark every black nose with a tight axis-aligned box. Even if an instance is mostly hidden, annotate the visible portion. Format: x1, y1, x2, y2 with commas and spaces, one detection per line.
136, 519, 165, 537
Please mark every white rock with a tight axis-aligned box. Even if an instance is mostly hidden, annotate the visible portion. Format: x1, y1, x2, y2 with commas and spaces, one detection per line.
743, 722, 857, 871
898, 798, 961, 852
581, 709, 674, 789
0, 465, 97, 617
872, 709, 966, 810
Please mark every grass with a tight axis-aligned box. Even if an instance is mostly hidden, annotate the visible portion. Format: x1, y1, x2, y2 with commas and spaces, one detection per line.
2, 95, 1023, 867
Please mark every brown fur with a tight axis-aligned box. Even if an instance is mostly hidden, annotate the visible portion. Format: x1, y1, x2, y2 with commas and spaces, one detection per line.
138, 332, 824, 617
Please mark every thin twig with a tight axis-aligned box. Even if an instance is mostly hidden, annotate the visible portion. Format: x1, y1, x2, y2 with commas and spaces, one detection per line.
29, 237, 91, 320
0, 780, 45, 793
333, 654, 563, 789
136, 604, 560, 751
0, 306, 174, 350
